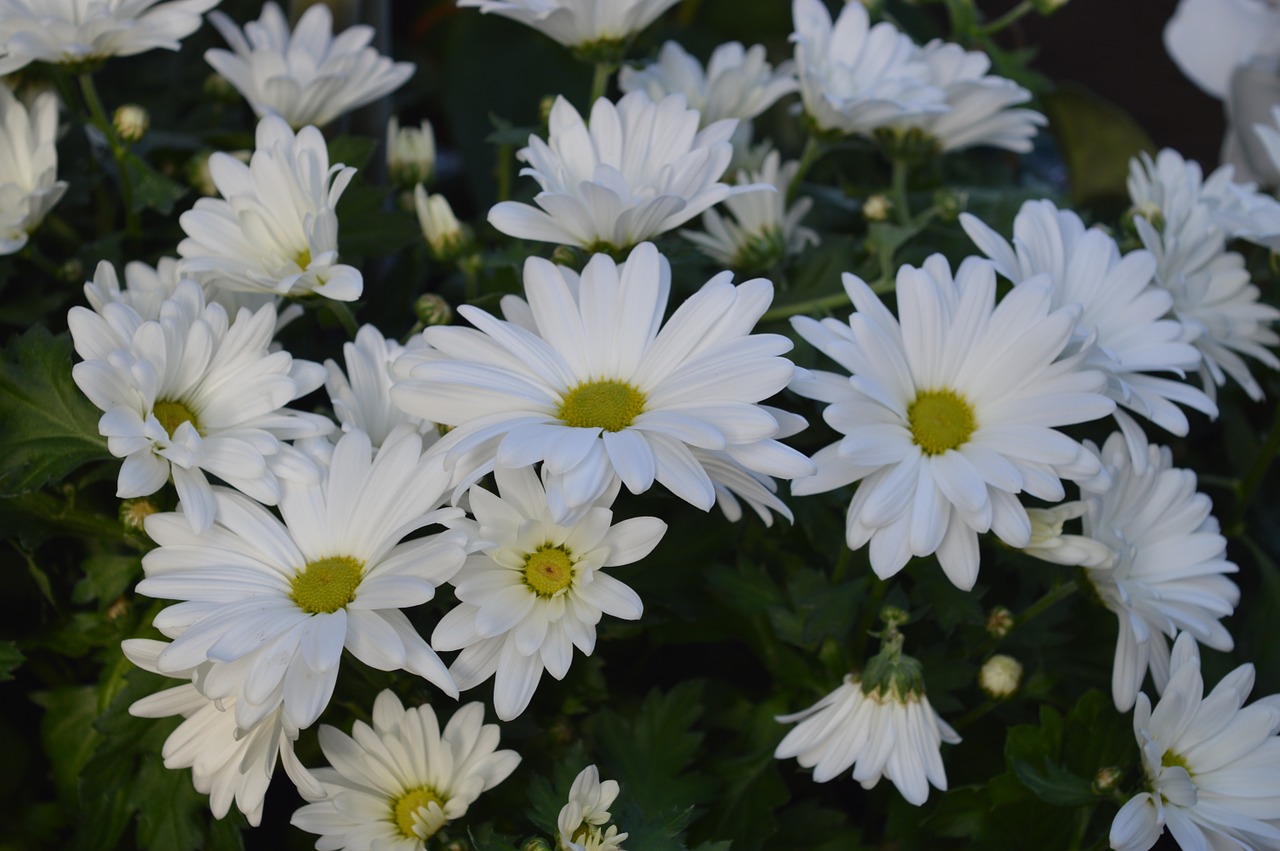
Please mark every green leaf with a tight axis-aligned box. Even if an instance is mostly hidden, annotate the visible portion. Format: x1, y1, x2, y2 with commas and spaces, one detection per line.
131, 756, 205, 851
0, 327, 110, 496
1043, 85, 1156, 207
72, 554, 143, 607
328, 135, 378, 171
0, 640, 23, 681
32, 686, 101, 804
1009, 757, 1098, 807
121, 150, 187, 215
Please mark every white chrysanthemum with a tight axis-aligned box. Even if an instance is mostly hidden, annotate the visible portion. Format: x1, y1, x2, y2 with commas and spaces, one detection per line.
962, 200, 1216, 465
1079, 433, 1239, 713
789, 255, 1113, 590
414, 185, 470, 260
120, 638, 323, 826
325, 324, 437, 448
1109, 632, 1280, 851
68, 279, 330, 533
205, 2, 413, 129
1163, 0, 1280, 100
775, 673, 960, 806
177, 114, 362, 301
83, 258, 181, 321
135, 427, 467, 733
558, 765, 628, 851
0, 86, 66, 255
488, 92, 752, 252
682, 149, 818, 270
790, 0, 945, 138
433, 465, 664, 720
892, 39, 1045, 153
618, 40, 798, 129
388, 116, 437, 187
456, 0, 680, 52
0, 0, 219, 75
292, 690, 520, 849
392, 242, 813, 525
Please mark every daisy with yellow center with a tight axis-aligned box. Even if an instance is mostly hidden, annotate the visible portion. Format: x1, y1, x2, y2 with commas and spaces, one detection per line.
433, 465, 666, 721
292, 691, 520, 850
790, 254, 1115, 590
392, 241, 814, 526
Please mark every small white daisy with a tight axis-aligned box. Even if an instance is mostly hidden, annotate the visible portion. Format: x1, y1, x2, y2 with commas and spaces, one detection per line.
120, 638, 323, 826
681, 148, 818, 270
177, 114, 362, 301
324, 324, 437, 448
558, 764, 628, 851
1081, 432, 1238, 713
392, 242, 813, 525
790, 254, 1113, 590
135, 427, 467, 733
455, 0, 680, 54
790, 0, 946, 138
205, 2, 414, 129
488, 92, 750, 253
433, 465, 664, 720
291, 690, 520, 849
388, 116, 437, 188
1109, 632, 1280, 851
0, 85, 66, 255
0, 0, 220, 75
68, 279, 331, 533
962, 199, 1217, 465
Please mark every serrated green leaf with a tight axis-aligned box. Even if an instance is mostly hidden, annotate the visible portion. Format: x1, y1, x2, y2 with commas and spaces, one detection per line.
0, 327, 110, 496
122, 150, 188, 215
33, 685, 100, 804
131, 755, 204, 851
328, 135, 378, 171
1009, 758, 1098, 808
0, 640, 23, 681
72, 554, 142, 607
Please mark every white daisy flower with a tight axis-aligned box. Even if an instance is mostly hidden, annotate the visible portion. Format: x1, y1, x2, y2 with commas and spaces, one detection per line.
0, 86, 66, 255
790, 255, 1113, 590
1080, 433, 1238, 713
0, 0, 219, 75
414, 185, 471, 261
82, 258, 181, 321
1163, 0, 1280, 100
135, 427, 467, 733
325, 324, 438, 449
488, 92, 751, 253
790, 0, 946, 138
433, 465, 664, 720
618, 40, 798, 129
892, 39, 1046, 153
120, 638, 323, 826
681, 148, 818, 270
291, 690, 520, 849
455, 0, 680, 53
1109, 632, 1280, 851
177, 114, 362, 302
205, 1, 414, 129
392, 242, 814, 525
558, 765, 628, 851
68, 279, 331, 533
774, 671, 960, 806
388, 116, 437, 188
961, 199, 1217, 466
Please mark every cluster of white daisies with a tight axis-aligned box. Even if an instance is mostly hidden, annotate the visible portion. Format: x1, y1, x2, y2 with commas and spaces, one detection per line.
4, 0, 1279, 848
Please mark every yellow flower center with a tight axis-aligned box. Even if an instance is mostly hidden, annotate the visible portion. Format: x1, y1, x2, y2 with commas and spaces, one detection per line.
153, 399, 201, 438
557, 379, 646, 432
294, 247, 312, 270
523, 545, 574, 597
907, 389, 976, 455
1161, 750, 1193, 775
290, 556, 364, 614
392, 785, 446, 840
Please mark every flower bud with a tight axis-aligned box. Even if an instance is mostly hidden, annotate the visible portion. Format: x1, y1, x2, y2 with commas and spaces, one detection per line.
113, 104, 149, 142
413, 186, 472, 261
863, 194, 892, 222
120, 497, 159, 532
985, 605, 1014, 639
978, 654, 1023, 699
520, 838, 553, 851
1093, 765, 1123, 793
933, 188, 967, 223
414, 293, 453, 327
387, 116, 437, 188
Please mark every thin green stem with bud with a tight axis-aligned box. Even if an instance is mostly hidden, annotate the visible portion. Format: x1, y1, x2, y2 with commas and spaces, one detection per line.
980, 0, 1034, 36
590, 61, 615, 103
78, 72, 140, 235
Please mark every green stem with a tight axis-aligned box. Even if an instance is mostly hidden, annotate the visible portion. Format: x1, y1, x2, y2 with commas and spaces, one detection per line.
760, 275, 893, 323
1235, 401, 1280, 523
78, 72, 139, 235
590, 61, 615, 103
890, 157, 912, 226
496, 142, 514, 203
952, 697, 997, 731
787, 136, 825, 204
849, 577, 890, 666
322, 300, 360, 339
980, 0, 1034, 35
1015, 579, 1078, 629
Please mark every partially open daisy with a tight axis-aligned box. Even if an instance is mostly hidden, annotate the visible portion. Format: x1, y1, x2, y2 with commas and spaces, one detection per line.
136, 427, 467, 733
291, 690, 520, 849
0, 85, 66, 255
790, 255, 1114, 590
432, 465, 665, 720
558, 765, 628, 851
392, 241, 813, 525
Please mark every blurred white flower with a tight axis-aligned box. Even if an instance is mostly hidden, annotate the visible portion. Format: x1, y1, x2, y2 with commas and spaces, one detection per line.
790, 0, 945, 138
1109, 632, 1280, 851
177, 114, 363, 301
488, 92, 749, 252
205, 1, 413, 129
292, 691, 520, 848
68, 279, 331, 533
1021, 501, 1116, 568
1163, 0, 1280, 100
82, 259, 181, 321
456, 0, 680, 53
558, 765, 628, 851
0, 86, 66, 255
0, 0, 220, 75
681, 149, 818, 269
414, 185, 471, 260
894, 40, 1045, 153
388, 115, 437, 187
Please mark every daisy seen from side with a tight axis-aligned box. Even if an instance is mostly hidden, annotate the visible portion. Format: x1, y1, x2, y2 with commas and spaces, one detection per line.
558, 764, 628, 851
455, 0, 680, 56
0, 85, 66, 255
